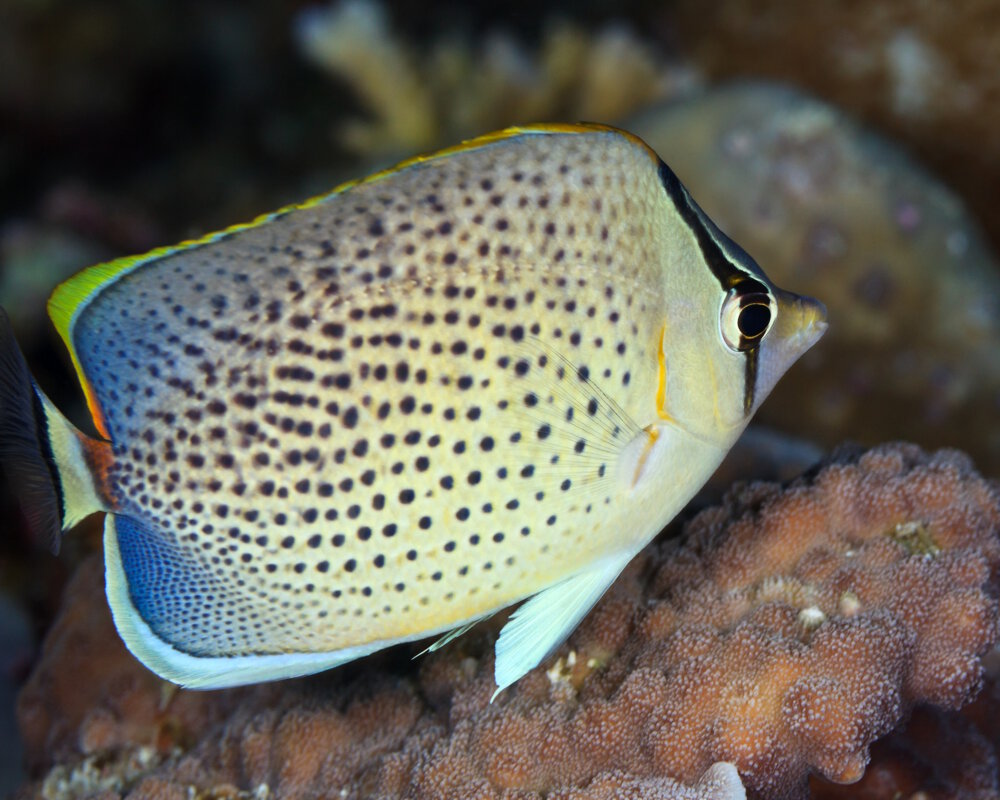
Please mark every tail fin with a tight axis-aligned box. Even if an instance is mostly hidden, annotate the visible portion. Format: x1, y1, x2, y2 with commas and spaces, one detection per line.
0, 308, 109, 553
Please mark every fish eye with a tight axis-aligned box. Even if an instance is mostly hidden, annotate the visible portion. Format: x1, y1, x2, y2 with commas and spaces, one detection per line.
720, 281, 775, 352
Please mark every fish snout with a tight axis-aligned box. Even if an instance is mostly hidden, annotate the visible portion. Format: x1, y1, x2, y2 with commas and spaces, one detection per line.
775, 289, 827, 359
747, 289, 827, 417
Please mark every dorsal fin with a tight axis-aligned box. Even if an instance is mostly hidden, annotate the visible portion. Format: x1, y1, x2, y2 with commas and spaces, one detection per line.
47, 123, 654, 441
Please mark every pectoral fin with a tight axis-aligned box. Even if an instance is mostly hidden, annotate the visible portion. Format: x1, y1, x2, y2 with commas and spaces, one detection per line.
492, 549, 634, 700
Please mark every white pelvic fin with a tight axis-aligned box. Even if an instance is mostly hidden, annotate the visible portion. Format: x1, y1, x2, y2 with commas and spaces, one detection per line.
417, 612, 496, 657
492, 549, 634, 701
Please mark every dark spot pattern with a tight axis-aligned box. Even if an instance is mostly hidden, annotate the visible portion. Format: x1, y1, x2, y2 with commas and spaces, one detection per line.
72, 128, 667, 659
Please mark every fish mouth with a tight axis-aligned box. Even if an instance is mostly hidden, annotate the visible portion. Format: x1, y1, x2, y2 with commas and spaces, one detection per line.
743, 289, 827, 423
797, 296, 828, 351
775, 289, 828, 358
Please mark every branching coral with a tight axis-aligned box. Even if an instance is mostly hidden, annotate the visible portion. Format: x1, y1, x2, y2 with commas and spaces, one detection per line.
809, 702, 1000, 799
14, 444, 1000, 799
295, 0, 698, 158
808, 650, 1000, 797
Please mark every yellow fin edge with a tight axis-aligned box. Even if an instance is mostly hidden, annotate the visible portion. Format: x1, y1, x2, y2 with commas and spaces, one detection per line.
46, 122, 654, 439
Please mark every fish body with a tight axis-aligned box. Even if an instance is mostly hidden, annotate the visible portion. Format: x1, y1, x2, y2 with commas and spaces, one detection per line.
0, 124, 825, 695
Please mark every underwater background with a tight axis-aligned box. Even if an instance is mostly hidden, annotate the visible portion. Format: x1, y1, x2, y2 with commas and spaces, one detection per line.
1, 1, 999, 797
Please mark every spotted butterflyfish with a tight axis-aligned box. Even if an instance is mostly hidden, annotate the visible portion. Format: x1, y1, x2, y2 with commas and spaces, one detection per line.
0, 124, 826, 697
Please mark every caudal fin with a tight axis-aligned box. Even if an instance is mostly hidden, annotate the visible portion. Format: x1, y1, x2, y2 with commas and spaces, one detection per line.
0, 308, 108, 552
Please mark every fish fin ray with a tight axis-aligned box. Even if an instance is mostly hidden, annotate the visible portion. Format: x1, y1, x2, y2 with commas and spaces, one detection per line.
492, 549, 634, 701
0, 308, 107, 551
497, 335, 645, 493
516, 336, 643, 439
417, 612, 497, 657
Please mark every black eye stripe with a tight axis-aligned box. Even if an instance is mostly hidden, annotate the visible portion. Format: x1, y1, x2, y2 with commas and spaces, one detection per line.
658, 160, 756, 291
659, 158, 770, 416
734, 279, 769, 298
743, 349, 759, 415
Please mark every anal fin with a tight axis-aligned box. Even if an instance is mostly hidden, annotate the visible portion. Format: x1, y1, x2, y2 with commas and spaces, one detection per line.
103, 513, 391, 689
492, 549, 634, 701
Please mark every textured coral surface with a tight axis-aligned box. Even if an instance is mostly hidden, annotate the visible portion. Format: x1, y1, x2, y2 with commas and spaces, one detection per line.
810, 703, 1000, 800
14, 444, 1000, 799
